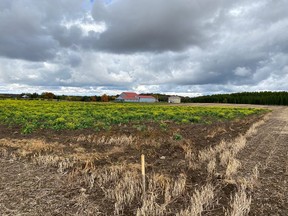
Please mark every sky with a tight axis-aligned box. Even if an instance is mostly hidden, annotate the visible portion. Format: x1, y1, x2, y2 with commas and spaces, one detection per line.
0, 0, 287, 96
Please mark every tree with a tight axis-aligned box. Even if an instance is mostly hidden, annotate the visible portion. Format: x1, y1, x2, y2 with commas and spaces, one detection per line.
31, 92, 39, 99
41, 92, 55, 100
101, 94, 109, 102
81, 96, 91, 102
90, 96, 97, 102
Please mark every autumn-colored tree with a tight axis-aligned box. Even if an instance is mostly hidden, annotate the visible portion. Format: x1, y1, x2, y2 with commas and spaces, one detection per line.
41, 92, 55, 100
101, 94, 109, 102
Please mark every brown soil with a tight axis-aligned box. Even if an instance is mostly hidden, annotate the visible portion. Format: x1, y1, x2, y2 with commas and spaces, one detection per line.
0, 158, 91, 215
237, 106, 288, 215
1, 106, 286, 215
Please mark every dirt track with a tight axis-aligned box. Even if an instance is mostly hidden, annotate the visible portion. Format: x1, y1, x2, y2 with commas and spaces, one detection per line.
238, 106, 288, 215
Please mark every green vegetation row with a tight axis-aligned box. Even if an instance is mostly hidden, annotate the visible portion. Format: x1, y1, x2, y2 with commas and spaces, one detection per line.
0, 100, 266, 134
189, 91, 288, 105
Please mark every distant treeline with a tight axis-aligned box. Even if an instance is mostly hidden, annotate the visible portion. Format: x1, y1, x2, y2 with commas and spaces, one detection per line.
0, 92, 190, 103
190, 91, 288, 105
1, 91, 287, 105
0, 92, 116, 102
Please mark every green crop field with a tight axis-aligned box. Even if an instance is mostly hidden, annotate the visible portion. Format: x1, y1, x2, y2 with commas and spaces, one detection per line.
0, 100, 266, 133
0, 99, 274, 215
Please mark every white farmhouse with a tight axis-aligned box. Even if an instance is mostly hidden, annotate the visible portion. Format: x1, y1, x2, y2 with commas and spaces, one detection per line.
168, 96, 181, 103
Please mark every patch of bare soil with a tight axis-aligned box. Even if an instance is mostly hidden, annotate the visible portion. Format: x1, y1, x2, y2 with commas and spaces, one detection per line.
0, 112, 272, 215
0, 158, 102, 215
237, 107, 288, 215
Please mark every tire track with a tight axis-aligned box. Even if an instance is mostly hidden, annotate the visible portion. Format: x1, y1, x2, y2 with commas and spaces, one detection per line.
238, 107, 288, 215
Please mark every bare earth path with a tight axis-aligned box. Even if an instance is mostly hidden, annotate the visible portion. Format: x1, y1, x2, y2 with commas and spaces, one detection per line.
238, 106, 288, 215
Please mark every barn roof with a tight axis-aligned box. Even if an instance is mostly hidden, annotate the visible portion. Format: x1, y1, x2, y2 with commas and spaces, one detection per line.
121, 92, 138, 100
117, 92, 156, 101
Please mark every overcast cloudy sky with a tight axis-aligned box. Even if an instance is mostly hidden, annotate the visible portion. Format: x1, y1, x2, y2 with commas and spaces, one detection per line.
0, 0, 287, 96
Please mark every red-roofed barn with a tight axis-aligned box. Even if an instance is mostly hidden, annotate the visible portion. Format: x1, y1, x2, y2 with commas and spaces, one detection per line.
115, 92, 157, 103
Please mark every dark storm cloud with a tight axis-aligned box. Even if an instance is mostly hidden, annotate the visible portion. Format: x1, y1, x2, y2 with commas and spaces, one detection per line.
130, 0, 288, 89
92, 0, 234, 53
0, 0, 85, 61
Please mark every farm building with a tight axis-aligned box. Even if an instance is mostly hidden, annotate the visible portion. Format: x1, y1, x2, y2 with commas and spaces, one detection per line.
22, 94, 29, 99
115, 92, 139, 102
168, 96, 181, 103
115, 92, 157, 103
138, 95, 157, 103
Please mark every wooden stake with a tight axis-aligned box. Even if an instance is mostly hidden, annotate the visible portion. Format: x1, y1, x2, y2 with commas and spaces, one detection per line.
141, 154, 146, 197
